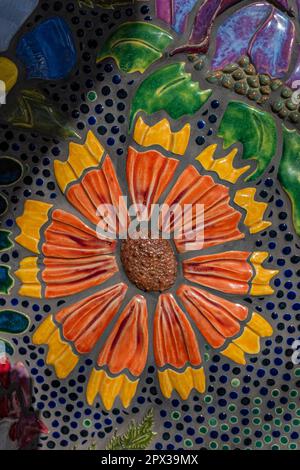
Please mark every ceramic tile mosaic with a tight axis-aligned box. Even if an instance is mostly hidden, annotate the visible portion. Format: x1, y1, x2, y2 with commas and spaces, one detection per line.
0, 0, 299, 451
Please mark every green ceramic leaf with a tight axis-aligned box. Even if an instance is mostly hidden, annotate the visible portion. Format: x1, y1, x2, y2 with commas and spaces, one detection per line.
278, 126, 300, 236
0, 338, 14, 356
129, 62, 212, 131
0, 230, 12, 252
218, 101, 277, 181
0, 266, 13, 295
106, 408, 156, 450
0, 310, 30, 334
6, 89, 80, 140
97, 22, 173, 74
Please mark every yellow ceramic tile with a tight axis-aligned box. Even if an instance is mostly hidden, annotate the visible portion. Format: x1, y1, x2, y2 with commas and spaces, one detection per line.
247, 312, 273, 337
86, 368, 103, 406
133, 117, 190, 155
16, 200, 52, 254
196, 144, 250, 183
18, 284, 41, 298
119, 376, 139, 408
234, 187, 272, 234
15, 256, 39, 283
233, 326, 260, 354
33, 315, 79, 378
99, 372, 124, 410
223, 312, 273, 365
15, 256, 41, 298
0, 57, 18, 93
158, 367, 205, 399
221, 343, 246, 365
47, 329, 68, 364
250, 251, 279, 295
46, 328, 78, 379
54, 130, 105, 193
86, 369, 138, 410
52, 344, 79, 379
32, 315, 56, 344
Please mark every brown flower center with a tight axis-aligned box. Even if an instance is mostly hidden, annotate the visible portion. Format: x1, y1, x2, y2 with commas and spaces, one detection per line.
120, 236, 177, 292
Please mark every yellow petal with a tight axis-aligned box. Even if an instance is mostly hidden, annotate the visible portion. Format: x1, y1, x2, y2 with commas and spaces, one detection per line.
99, 372, 123, 410
33, 316, 78, 379
247, 312, 273, 337
196, 144, 250, 183
16, 200, 52, 254
46, 328, 78, 379
170, 367, 193, 400
53, 344, 79, 379
99, 372, 139, 411
250, 252, 278, 295
16, 256, 39, 282
18, 284, 41, 298
157, 369, 173, 399
86, 370, 138, 409
86, 369, 104, 406
55, 131, 104, 193
191, 367, 206, 393
15, 256, 41, 298
221, 343, 246, 365
234, 188, 272, 234
133, 117, 190, 156
33, 315, 56, 344
119, 376, 139, 408
158, 367, 205, 400
233, 326, 260, 354
46, 329, 68, 364
0, 57, 18, 93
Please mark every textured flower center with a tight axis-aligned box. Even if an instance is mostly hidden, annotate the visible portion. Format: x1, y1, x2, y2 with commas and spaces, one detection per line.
120, 236, 177, 292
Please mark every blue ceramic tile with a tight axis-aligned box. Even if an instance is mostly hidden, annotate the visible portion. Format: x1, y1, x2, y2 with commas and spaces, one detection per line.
16, 17, 77, 80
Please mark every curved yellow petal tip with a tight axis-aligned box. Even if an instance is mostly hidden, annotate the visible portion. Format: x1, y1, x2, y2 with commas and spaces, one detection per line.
223, 313, 273, 365
196, 144, 250, 183
32, 315, 56, 345
134, 117, 190, 156
234, 188, 272, 234
33, 315, 78, 379
18, 284, 41, 298
250, 252, 279, 295
55, 131, 105, 193
221, 343, 246, 365
0, 57, 18, 93
16, 200, 52, 254
158, 367, 205, 400
86, 369, 138, 410
15, 256, 41, 298
233, 326, 260, 354
247, 312, 273, 337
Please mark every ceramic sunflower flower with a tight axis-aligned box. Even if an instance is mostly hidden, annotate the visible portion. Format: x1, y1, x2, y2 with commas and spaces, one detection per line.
13, 118, 278, 411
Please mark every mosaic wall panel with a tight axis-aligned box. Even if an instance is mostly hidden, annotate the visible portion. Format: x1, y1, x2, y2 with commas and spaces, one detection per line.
0, 0, 299, 451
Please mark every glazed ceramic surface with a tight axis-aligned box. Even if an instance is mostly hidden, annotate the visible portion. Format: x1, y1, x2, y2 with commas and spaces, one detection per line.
0, 0, 299, 451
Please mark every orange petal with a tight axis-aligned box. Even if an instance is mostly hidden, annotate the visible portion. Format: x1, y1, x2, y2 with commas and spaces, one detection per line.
55, 283, 128, 354
154, 293, 202, 369
161, 165, 244, 253
97, 295, 148, 376
43, 209, 116, 258
183, 251, 252, 295
177, 284, 248, 349
127, 147, 178, 219
43, 255, 118, 298
67, 156, 128, 235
